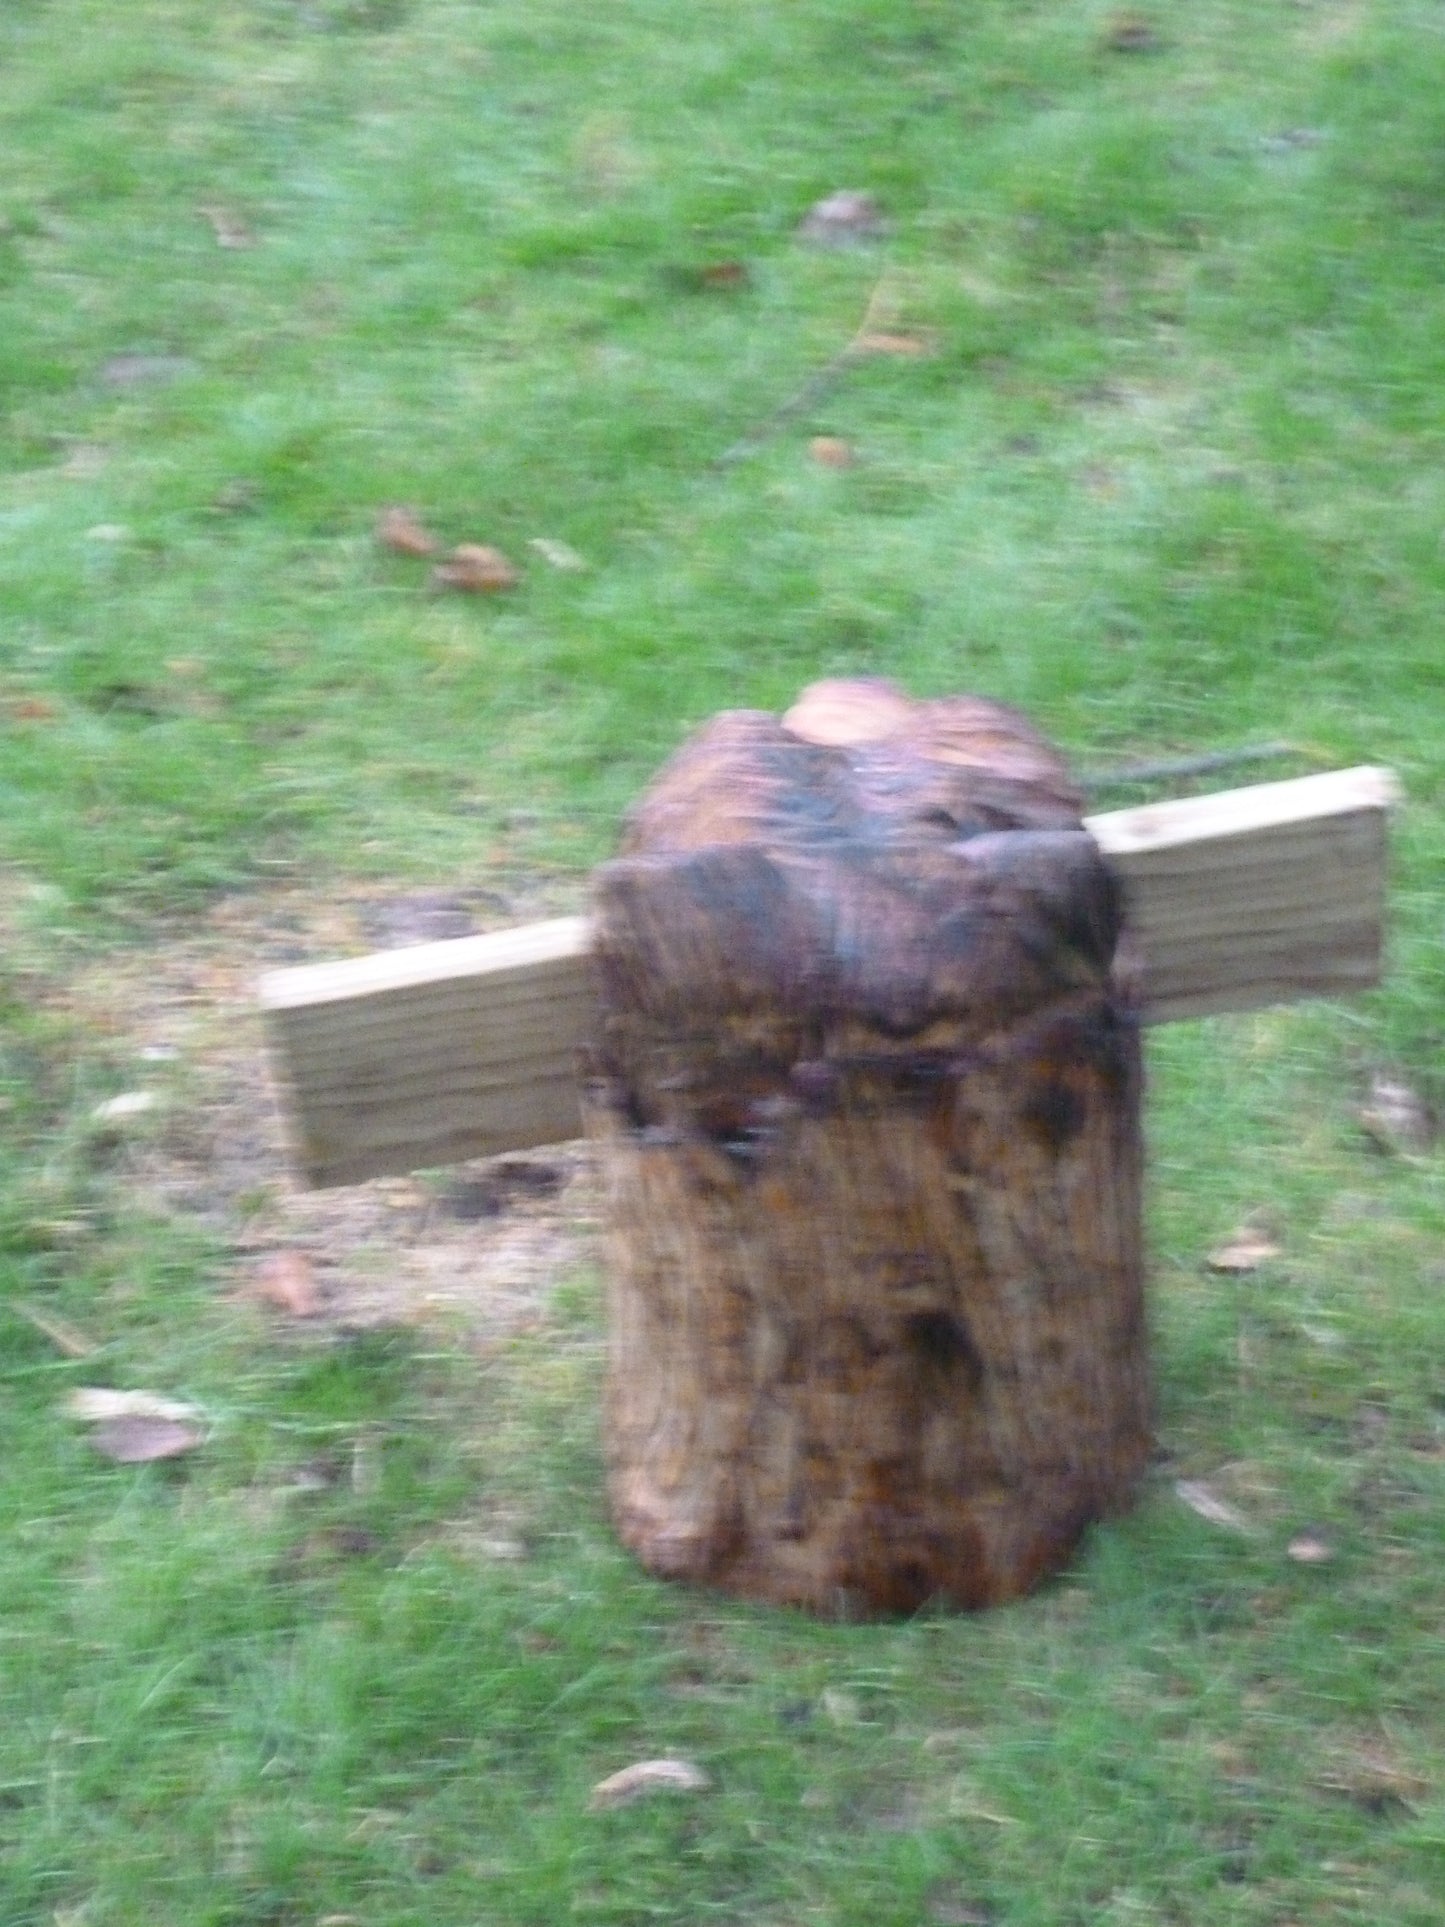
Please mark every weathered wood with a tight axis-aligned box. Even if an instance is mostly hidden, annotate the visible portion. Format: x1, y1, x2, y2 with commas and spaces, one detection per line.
260, 765, 1397, 1188
1105, 764, 1397, 1023
261, 917, 591, 1189
587, 681, 1148, 1613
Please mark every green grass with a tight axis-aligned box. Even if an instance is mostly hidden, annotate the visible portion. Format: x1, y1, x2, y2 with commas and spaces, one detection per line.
2, 2, 1442, 1922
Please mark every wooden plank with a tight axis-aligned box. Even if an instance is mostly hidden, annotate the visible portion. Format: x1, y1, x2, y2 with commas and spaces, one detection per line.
260, 767, 1398, 1187
1101, 766, 1398, 1024
262, 916, 594, 1189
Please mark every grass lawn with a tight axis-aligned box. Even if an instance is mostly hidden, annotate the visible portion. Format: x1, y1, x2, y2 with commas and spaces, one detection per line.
2, 2, 1442, 1922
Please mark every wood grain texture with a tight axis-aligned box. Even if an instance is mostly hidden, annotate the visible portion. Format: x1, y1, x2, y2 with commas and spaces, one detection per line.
587, 683, 1149, 1613
1100, 765, 1398, 1023
259, 767, 1397, 1188
261, 917, 591, 1188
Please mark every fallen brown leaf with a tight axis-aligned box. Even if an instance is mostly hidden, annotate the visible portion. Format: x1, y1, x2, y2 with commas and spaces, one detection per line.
252, 1249, 322, 1318
211, 479, 260, 514
527, 536, 586, 571
820, 1687, 862, 1726
1206, 1227, 1281, 1273
1103, 14, 1163, 53
475, 1532, 529, 1562
1287, 1532, 1334, 1565
430, 544, 519, 593
199, 204, 256, 250
90, 1091, 158, 1128
698, 259, 749, 288
855, 330, 932, 357
66, 1388, 203, 1424
5, 696, 59, 722
90, 1415, 203, 1463
927, 1889, 995, 1927
1357, 1070, 1435, 1155
1080, 461, 1121, 499
1315, 1747, 1428, 1814
588, 1758, 711, 1811
1175, 1479, 1253, 1535
797, 190, 885, 247
809, 436, 855, 468
99, 353, 197, 388
375, 505, 441, 558
58, 442, 108, 479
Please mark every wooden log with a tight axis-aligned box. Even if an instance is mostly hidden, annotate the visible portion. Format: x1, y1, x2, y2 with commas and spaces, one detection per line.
260, 764, 1397, 1189
586, 680, 1149, 1613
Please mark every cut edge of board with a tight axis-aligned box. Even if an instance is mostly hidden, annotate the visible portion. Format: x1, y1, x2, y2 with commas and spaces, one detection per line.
260, 913, 590, 1011
1086, 764, 1399, 856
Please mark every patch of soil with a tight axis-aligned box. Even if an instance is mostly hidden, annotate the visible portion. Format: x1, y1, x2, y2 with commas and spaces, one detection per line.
49, 876, 600, 1341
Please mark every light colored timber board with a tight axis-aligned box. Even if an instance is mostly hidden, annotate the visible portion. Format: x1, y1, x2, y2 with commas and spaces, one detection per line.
261, 767, 1399, 1187
264, 923, 592, 1188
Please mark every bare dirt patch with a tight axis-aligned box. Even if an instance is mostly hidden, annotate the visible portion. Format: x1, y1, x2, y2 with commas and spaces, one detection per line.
40, 877, 601, 1342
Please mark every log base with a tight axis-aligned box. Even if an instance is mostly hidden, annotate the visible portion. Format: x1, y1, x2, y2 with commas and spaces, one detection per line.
588, 996, 1147, 1615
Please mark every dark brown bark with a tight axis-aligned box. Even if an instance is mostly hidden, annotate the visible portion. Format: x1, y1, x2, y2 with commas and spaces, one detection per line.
585, 679, 1149, 1615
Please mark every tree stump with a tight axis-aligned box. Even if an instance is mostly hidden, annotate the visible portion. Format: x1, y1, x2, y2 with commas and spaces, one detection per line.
584, 679, 1149, 1615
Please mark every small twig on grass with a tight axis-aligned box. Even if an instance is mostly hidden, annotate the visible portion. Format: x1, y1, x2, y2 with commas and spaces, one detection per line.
10, 1302, 98, 1358
1080, 741, 1297, 793
712, 273, 897, 469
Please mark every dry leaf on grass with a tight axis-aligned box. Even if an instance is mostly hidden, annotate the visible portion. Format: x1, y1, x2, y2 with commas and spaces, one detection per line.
58, 442, 108, 479
66, 1388, 203, 1424
855, 330, 933, 356
927, 1888, 995, 1927
5, 695, 60, 722
1206, 1226, 1281, 1273
1287, 1532, 1334, 1565
1175, 1479, 1253, 1535
90, 1415, 203, 1463
375, 506, 441, 557
820, 1688, 862, 1726
212, 479, 260, 514
199, 204, 256, 250
527, 537, 586, 571
99, 353, 196, 388
430, 544, 519, 593
252, 1249, 322, 1318
698, 259, 749, 288
588, 1758, 711, 1811
797, 190, 885, 247
809, 436, 855, 468
90, 1090, 158, 1127
1103, 14, 1163, 53
1315, 1748, 1428, 1815
475, 1532, 528, 1562
1357, 1071, 1435, 1155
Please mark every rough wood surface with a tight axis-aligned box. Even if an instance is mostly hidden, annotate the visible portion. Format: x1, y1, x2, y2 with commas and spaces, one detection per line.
586, 680, 1150, 1613
260, 766, 1396, 1188
1098, 764, 1396, 1022
262, 917, 591, 1188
